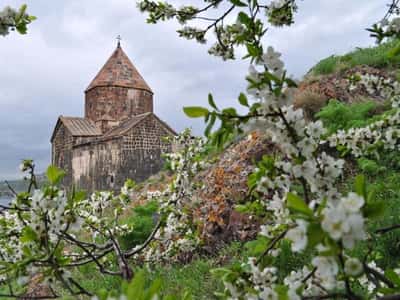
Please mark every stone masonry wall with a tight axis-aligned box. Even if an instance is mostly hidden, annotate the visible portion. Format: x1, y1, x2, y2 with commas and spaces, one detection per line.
85, 86, 153, 122
70, 115, 173, 192
72, 139, 122, 191
52, 123, 74, 188
120, 115, 173, 183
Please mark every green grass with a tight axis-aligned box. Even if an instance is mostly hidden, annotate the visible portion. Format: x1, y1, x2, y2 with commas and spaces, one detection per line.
67, 263, 123, 298
145, 242, 244, 299
148, 260, 222, 299
59, 242, 245, 299
310, 39, 400, 75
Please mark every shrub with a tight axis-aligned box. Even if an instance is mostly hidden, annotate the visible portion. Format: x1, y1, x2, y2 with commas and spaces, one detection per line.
316, 99, 382, 134
357, 158, 385, 175
293, 90, 329, 119
119, 201, 159, 250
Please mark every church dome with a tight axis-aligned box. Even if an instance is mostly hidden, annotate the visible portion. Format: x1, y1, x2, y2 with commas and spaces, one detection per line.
85, 44, 152, 93
84, 43, 154, 122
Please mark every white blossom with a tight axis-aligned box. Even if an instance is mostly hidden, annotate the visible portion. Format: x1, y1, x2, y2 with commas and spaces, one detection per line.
344, 257, 363, 276
286, 220, 308, 252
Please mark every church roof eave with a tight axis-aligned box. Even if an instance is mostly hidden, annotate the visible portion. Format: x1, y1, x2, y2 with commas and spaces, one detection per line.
101, 112, 177, 139
50, 116, 102, 142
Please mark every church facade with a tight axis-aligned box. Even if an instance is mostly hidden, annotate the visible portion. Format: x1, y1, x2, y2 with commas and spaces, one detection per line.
51, 43, 176, 191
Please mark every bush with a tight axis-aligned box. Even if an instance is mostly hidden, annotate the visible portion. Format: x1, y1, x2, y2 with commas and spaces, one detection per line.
119, 201, 159, 250
316, 99, 382, 134
293, 90, 329, 119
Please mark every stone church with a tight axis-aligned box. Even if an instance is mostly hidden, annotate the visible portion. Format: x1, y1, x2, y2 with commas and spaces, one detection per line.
51, 42, 176, 191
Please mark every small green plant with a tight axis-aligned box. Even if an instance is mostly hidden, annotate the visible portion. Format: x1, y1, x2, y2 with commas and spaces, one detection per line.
316, 99, 385, 134
357, 157, 387, 175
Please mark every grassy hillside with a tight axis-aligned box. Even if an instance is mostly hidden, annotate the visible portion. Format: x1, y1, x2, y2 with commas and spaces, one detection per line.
309, 39, 400, 76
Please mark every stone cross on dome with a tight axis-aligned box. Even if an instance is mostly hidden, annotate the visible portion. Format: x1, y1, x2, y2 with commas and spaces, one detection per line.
116, 35, 122, 48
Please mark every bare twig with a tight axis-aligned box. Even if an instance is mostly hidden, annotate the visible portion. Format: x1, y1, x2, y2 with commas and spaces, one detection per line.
256, 229, 288, 264
4, 180, 17, 196
375, 224, 400, 234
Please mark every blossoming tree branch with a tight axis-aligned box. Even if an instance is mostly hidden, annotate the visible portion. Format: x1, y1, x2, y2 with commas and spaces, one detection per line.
138, 0, 400, 299
0, 5, 35, 36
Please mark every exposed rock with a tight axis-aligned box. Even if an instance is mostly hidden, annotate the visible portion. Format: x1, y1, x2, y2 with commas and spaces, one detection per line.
295, 65, 394, 118
192, 132, 278, 250
21, 274, 53, 299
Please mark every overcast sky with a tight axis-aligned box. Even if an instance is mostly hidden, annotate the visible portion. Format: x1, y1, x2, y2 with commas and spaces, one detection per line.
0, 0, 388, 179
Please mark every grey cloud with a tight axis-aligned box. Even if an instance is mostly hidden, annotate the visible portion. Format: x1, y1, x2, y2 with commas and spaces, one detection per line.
0, 0, 387, 179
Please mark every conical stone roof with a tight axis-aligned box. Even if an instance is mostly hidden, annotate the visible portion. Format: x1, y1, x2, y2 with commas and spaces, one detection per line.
85, 45, 152, 93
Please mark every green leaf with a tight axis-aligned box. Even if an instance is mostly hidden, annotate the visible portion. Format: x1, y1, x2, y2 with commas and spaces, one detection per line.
208, 93, 218, 110
182, 291, 193, 300
244, 236, 269, 256
95, 289, 109, 300
354, 174, 367, 198
20, 226, 38, 243
367, 189, 376, 203
246, 43, 260, 57
145, 277, 163, 299
247, 173, 259, 190
388, 41, 400, 58
363, 201, 385, 219
286, 192, 313, 217
230, 0, 247, 7
285, 77, 298, 88
238, 12, 251, 25
204, 113, 216, 137
250, 102, 261, 113
221, 107, 237, 116
238, 93, 249, 107
73, 190, 87, 202
385, 269, 400, 287
16, 23, 28, 34
126, 270, 145, 299
46, 165, 65, 185
275, 285, 289, 300
15, 4, 27, 21
210, 267, 233, 279
183, 106, 209, 118
307, 223, 324, 248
